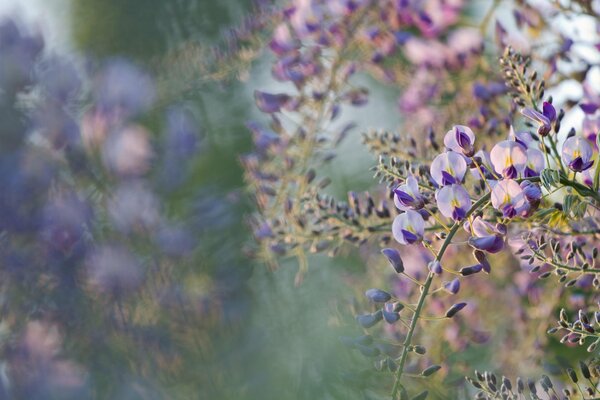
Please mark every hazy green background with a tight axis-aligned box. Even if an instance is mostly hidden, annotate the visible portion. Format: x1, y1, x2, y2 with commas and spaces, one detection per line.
66, 1, 376, 399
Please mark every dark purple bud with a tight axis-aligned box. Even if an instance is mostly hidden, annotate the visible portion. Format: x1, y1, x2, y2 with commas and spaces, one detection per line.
356, 344, 380, 357
254, 91, 290, 113
445, 302, 467, 318
580, 103, 599, 114
522, 182, 542, 202
428, 260, 442, 275
356, 310, 383, 328
365, 288, 392, 303
382, 303, 400, 324
443, 278, 460, 294
460, 264, 483, 276
468, 236, 504, 253
382, 248, 404, 273
421, 365, 441, 377
543, 101, 557, 122
480, 258, 492, 273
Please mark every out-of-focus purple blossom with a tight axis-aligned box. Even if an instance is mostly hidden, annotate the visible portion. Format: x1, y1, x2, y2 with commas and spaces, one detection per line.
32, 103, 81, 150
581, 103, 599, 114
467, 217, 504, 253
581, 168, 596, 188
521, 102, 556, 136
94, 59, 155, 117
435, 184, 470, 221
392, 210, 424, 245
393, 175, 424, 210
473, 81, 507, 101
446, 27, 482, 66
36, 56, 81, 104
8, 320, 88, 399
41, 191, 91, 254
102, 124, 153, 177
583, 115, 600, 145
444, 125, 475, 156
491, 179, 528, 218
561, 136, 594, 172
0, 19, 44, 95
430, 151, 467, 186
165, 107, 202, 159
81, 107, 115, 151
254, 91, 292, 113
404, 38, 447, 68
270, 24, 298, 55
490, 140, 527, 179
86, 245, 144, 296
154, 224, 195, 258
108, 183, 160, 234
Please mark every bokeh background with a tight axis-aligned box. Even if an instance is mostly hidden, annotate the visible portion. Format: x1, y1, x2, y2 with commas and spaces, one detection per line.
0, 1, 384, 399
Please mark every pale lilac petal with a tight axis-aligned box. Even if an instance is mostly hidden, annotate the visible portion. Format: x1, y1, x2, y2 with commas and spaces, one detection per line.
490, 140, 527, 177
392, 211, 424, 245
562, 136, 594, 172
435, 184, 471, 220
430, 151, 467, 186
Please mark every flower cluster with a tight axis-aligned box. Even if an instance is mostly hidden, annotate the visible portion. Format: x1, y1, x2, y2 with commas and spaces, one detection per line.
246, 0, 600, 399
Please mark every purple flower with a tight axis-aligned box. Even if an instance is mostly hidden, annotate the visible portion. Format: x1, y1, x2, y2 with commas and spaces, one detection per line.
382, 248, 404, 273
508, 126, 534, 147
435, 184, 471, 221
490, 140, 527, 179
392, 210, 425, 245
393, 175, 424, 210
430, 151, 467, 186
562, 136, 594, 172
428, 260, 442, 275
444, 125, 475, 156
443, 278, 460, 294
581, 168, 596, 188
523, 148, 545, 177
94, 59, 155, 116
520, 181, 542, 216
467, 217, 504, 253
254, 91, 292, 113
521, 102, 556, 136
470, 149, 494, 179
583, 115, 600, 145
270, 24, 298, 55
581, 103, 599, 114
491, 179, 528, 218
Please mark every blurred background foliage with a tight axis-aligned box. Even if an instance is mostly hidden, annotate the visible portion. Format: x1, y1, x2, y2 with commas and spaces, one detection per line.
68, 1, 373, 399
